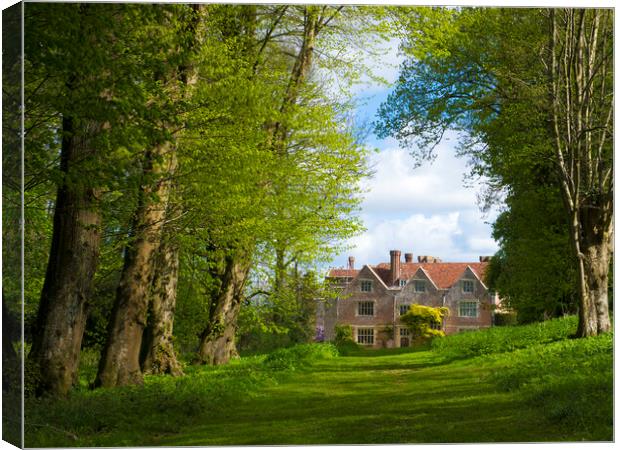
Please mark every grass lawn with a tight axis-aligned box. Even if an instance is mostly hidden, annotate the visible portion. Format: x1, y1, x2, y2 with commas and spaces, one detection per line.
22, 317, 612, 446
150, 350, 581, 446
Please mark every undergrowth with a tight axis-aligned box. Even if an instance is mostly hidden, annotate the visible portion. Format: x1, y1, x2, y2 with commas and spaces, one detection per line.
430, 315, 578, 360
263, 343, 339, 370
25, 344, 337, 447
429, 315, 612, 439
485, 332, 613, 440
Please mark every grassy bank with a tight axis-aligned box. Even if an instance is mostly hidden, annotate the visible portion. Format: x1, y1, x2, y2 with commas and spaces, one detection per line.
22, 316, 612, 446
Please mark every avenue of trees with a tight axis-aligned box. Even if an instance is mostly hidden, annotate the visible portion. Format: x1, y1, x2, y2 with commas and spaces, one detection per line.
377, 7, 613, 335
2, 3, 394, 397
3, 5, 612, 402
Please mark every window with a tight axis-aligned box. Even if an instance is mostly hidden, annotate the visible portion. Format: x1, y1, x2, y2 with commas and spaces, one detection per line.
399, 304, 410, 315
430, 321, 442, 330
358, 301, 374, 316
399, 328, 410, 337
357, 328, 374, 345
462, 280, 474, 293
459, 301, 478, 317
414, 280, 426, 292
399, 279, 407, 287
360, 280, 372, 292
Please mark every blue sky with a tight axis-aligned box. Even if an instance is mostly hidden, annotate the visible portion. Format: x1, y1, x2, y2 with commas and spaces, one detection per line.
328, 39, 500, 268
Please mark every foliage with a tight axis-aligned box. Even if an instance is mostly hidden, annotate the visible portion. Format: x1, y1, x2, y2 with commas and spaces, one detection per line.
400, 304, 448, 339
377, 7, 613, 336
238, 271, 327, 353
334, 324, 354, 344
486, 333, 612, 439
430, 315, 578, 360
485, 184, 577, 323
263, 343, 339, 370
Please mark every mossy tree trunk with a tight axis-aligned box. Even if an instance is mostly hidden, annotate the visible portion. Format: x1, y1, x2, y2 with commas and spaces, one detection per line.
140, 229, 183, 376
28, 117, 102, 396
95, 145, 177, 387
194, 250, 252, 365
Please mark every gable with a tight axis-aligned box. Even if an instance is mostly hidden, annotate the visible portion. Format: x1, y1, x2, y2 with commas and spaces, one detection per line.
404, 267, 439, 292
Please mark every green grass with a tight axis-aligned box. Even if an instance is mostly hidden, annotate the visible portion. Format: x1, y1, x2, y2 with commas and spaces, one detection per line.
23, 316, 612, 446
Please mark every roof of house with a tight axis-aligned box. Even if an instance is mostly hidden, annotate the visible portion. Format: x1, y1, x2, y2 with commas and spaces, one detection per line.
328, 261, 488, 290
327, 268, 359, 278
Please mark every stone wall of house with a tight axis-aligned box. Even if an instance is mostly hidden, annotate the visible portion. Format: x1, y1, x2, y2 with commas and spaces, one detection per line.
324, 264, 494, 348
442, 269, 493, 334
334, 266, 396, 348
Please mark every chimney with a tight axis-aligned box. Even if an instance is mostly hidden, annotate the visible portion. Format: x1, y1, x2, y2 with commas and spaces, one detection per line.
348, 256, 355, 269
479, 256, 491, 262
404, 253, 413, 263
390, 250, 401, 285
418, 255, 441, 263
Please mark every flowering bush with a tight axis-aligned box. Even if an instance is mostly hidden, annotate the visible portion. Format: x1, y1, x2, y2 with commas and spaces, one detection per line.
400, 304, 449, 339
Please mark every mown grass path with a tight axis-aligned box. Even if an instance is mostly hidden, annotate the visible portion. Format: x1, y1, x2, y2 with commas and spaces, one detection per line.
151, 349, 574, 445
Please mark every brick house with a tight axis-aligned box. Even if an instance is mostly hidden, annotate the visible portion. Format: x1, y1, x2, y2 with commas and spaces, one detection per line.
317, 250, 499, 348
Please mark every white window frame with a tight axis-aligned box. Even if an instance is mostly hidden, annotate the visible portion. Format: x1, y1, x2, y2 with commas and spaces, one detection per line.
360, 279, 373, 292
357, 301, 374, 317
357, 327, 374, 345
462, 280, 475, 294
399, 279, 407, 287
399, 304, 410, 316
458, 300, 479, 318
399, 327, 410, 337
414, 280, 426, 293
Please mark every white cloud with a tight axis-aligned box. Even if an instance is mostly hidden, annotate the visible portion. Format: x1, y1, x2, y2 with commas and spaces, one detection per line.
361, 145, 478, 217
329, 141, 500, 269
324, 37, 500, 271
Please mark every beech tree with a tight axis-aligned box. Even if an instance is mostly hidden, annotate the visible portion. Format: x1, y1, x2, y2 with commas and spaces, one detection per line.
377, 7, 612, 337
25, 4, 125, 396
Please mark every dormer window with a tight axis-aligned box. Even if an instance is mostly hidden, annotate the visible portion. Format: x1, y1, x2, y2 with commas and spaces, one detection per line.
414, 280, 426, 293
462, 280, 474, 293
361, 280, 372, 292
399, 279, 407, 287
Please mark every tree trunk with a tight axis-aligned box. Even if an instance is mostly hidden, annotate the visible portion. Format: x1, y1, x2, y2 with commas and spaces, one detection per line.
28, 117, 102, 397
574, 208, 612, 337
194, 251, 252, 365
140, 234, 183, 376
95, 144, 177, 388
548, 9, 613, 338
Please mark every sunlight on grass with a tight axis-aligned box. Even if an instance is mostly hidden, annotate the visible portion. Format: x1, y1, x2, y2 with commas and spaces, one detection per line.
22, 316, 612, 446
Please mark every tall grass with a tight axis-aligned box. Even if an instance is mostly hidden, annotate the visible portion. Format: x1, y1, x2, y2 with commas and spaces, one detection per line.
487, 332, 612, 440
431, 315, 612, 440
430, 315, 578, 360
263, 343, 339, 370
25, 343, 338, 447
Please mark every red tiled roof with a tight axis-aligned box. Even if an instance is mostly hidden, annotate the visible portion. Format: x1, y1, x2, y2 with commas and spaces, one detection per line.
327, 268, 359, 278
374, 262, 488, 289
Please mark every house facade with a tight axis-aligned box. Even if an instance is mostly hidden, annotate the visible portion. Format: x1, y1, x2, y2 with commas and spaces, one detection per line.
317, 250, 499, 348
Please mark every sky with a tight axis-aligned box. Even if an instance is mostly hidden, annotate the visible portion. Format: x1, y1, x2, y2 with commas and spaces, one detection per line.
327, 38, 501, 269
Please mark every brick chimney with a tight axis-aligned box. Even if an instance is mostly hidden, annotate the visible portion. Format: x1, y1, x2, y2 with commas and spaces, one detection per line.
418, 255, 442, 263
348, 256, 355, 269
404, 253, 413, 263
390, 250, 401, 285
479, 256, 491, 262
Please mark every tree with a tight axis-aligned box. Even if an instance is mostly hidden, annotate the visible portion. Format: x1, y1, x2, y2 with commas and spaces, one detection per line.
486, 187, 578, 323
377, 7, 612, 337
25, 4, 121, 396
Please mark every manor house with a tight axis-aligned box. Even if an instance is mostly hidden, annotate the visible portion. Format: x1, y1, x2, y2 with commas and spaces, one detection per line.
317, 250, 499, 348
